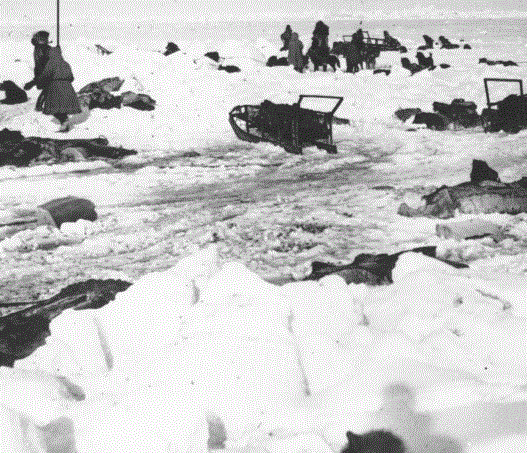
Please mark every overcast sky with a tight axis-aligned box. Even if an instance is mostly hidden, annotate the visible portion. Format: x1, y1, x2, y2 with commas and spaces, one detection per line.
4, 0, 527, 21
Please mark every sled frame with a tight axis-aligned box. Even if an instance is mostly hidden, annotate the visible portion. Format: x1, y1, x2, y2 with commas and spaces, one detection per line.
483, 78, 524, 132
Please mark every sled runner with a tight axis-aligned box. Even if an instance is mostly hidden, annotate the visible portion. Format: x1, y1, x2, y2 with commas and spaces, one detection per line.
229, 95, 343, 154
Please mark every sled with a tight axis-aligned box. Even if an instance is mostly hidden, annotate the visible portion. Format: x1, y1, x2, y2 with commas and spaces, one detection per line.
229, 95, 343, 154
342, 32, 400, 51
482, 78, 526, 132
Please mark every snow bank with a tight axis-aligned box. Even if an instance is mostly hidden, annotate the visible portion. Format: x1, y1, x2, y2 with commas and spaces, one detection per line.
2, 31, 527, 158
9, 245, 526, 452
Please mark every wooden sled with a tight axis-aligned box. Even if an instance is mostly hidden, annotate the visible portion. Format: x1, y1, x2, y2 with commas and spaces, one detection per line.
482, 78, 526, 133
342, 32, 401, 51
229, 95, 343, 154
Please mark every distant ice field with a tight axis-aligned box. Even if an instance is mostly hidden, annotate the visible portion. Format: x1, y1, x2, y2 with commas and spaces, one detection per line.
1, 17, 526, 50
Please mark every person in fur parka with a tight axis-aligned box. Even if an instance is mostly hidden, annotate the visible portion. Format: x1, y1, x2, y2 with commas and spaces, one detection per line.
24, 31, 52, 111
34, 46, 81, 132
288, 32, 304, 72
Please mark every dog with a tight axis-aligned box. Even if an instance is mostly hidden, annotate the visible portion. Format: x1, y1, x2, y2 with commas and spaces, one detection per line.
341, 430, 405, 453
204, 51, 220, 63
415, 51, 434, 69
438, 36, 460, 49
163, 42, 180, 56
400, 57, 423, 75
266, 55, 289, 67
218, 65, 241, 73
0, 80, 28, 105
305, 43, 341, 72
417, 34, 434, 51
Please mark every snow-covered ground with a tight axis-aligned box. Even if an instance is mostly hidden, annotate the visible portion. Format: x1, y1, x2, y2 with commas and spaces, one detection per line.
0, 17, 526, 453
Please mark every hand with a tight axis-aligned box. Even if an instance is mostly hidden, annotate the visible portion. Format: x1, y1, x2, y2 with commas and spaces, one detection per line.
23, 81, 33, 91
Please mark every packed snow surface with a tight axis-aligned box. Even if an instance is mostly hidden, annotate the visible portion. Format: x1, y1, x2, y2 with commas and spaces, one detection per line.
1, 17, 526, 453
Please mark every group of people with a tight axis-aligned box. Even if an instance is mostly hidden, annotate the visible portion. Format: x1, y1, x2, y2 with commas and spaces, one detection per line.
280, 21, 332, 73
280, 23, 393, 74
23, 30, 81, 132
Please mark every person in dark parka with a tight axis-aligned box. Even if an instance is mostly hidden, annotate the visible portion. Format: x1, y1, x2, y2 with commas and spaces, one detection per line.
288, 32, 304, 72
313, 20, 330, 49
280, 25, 293, 51
34, 46, 82, 132
24, 30, 52, 111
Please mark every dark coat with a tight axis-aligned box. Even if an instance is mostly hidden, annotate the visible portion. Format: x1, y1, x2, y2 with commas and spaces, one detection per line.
33, 44, 51, 79
280, 25, 292, 51
33, 44, 51, 111
24, 43, 50, 107
288, 33, 304, 71
35, 47, 81, 116
313, 21, 330, 48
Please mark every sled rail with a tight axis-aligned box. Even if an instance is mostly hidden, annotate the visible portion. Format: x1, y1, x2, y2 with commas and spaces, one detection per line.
229, 95, 344, 154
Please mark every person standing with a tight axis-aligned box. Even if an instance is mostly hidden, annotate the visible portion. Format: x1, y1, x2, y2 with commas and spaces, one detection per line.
24, 30, 52, 111
33, 46, 82, 132
280, 25, 293, 51
313, 20, 330, 51
288, 32, 304, 73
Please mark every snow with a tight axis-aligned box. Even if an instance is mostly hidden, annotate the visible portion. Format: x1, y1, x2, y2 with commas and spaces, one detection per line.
1, 16, 526, 453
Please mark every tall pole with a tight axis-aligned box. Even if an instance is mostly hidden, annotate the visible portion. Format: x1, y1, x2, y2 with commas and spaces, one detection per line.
56, 0, 60, 46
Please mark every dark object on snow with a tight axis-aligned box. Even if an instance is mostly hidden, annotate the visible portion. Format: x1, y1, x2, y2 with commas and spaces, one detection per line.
482, 78, 527, 133
77, 77, 125, 110
394, 108, 421, 122
39, 196, 97, 228
266, 55, 290, 67
412, 112, 449, 130
439, 63, 450, 69
341, 430, 405, 453
0, 278, 132, 366
0, 80, 29, 104
470, 159, 501, 185
95, 44, 112, 55
400, 57, 423, 75
218, 65, 241, 73
280, 25, 293, 51
0, 127, 137, 166
463, 44, 471, 49
78, 77, 124, 96
0, 196, 96, 239
373, 68, 390, 75
204, 51, 220, 63
417, 34, 434, 51
398, 160, 527, 218
479, 58, 518, 67
229, 95, 343, 154
0, 315, 51, 367
305, 47, 340, 72
163, 42, 180, 56
415, 51, 434, 69
303, 245, 468, 285
0, 127, 42, 166
78, 77, 155, 112
120, 91, 156, 110
383, 31, 402, 51
438, 36, 460, 49
432, 98, 480, 129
